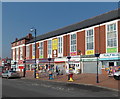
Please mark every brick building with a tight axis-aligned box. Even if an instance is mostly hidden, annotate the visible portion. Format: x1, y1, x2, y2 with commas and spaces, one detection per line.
11, 9, 120, 74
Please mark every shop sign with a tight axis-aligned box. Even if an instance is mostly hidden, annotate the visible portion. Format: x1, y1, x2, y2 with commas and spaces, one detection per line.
100, 53, 120, 58
85, 50, 94, 55
52, 38, 58, 50
82, 58, 97, 62
32, 56, 35, 59
70, 52, 77, 56
19, 66, 24, 69
39, 56, 43, 58
107, 48, 117, 53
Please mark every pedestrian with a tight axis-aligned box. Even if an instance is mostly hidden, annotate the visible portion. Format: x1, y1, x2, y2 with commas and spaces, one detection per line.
56, 66, 59, 75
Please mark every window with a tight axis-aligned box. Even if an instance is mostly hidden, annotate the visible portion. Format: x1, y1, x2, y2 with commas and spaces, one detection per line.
107, 23, 117, 47
70, 34, 76, 52
13, 49, 15, 60
58, 37, 63, 54
39, 42, 43, 58
26, 46, 29, 59
20, 47, 23, 60
48, 40, 52, 55
32, 44, 35, 58
86, 29, 94, 50
16, 48, 19, 60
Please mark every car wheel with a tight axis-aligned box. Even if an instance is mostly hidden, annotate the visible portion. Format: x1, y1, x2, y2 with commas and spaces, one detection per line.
114, 76, 120, 80
7, 75, 9, 79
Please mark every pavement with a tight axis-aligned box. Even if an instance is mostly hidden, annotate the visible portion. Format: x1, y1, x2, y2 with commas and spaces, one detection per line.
19, 71, 120, 91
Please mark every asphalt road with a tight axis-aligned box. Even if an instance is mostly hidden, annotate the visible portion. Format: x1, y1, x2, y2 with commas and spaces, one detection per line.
2, 78, 119, 98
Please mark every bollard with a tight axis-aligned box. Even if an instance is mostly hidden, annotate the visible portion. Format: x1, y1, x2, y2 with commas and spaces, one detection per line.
68, 74, 73, 82
49, 71, 53, 80
36, 73, 39, 79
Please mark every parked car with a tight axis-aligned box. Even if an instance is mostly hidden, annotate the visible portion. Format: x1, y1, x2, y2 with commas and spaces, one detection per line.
113, 71, 120, 80
2, 70, 20, 79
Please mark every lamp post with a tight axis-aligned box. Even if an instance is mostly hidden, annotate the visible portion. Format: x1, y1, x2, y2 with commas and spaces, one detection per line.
48, 57, 51, 70
67, 55, 71, 69
30, 28, 37, 78
95, 53, 100, 83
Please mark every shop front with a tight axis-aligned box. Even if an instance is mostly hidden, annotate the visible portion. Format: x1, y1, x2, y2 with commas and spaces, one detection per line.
99, 53, 120, 75
25, 58, 54, 71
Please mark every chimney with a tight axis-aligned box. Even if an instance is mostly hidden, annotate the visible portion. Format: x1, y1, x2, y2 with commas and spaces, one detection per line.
15, 38, 18, 41
27, 33, 32, 39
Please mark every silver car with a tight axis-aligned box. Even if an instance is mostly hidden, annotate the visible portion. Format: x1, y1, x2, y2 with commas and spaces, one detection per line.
2, 70, 20, 79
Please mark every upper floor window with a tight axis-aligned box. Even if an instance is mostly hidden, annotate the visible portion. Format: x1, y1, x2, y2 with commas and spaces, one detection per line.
107, 23, 117, 48
48, 40, 52, 55
32, 44, 35, 59
26, 46, 29, 59
20, 47, 23, 60
16, 48, 19, 60
58, 37, 63, 54
70, 34, 76, 52
86, 29, 94, 50
39, 42, 43, 58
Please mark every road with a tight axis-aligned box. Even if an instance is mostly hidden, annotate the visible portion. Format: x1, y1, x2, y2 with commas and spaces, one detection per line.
2, 78, 119, 98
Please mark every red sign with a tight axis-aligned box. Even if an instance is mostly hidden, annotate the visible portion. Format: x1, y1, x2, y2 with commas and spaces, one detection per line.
19, 66, 24, 69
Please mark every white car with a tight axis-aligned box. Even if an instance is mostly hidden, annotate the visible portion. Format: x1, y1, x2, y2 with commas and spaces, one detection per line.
113, 71, 120, 80
2, 70, 20, 79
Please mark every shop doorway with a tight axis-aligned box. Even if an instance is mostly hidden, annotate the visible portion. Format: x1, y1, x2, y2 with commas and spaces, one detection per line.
109, 62, 114, 66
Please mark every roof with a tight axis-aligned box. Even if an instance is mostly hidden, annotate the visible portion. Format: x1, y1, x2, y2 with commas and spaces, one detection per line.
26, 8, 119, 44
11, 36, 33, 44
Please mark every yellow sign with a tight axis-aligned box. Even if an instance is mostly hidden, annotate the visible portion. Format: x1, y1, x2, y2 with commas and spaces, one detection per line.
52, 39, 58, 50
86, 50, 94, 55
32, 56, 35, 59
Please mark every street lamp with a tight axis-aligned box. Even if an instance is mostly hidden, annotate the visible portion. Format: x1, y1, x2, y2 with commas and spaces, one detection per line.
78, 50, 82, 73
48, 57, 51, 70
95, 53, 100, 83
67, 55, 71, 68
30, 27, 37, 78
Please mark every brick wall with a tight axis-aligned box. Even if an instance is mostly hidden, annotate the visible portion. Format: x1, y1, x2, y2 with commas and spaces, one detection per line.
36, 43, 39, 59
44, 41, 47, 58
99, 25, 106, 54
63, 35, 70, 56
29, 44, 32, 59
77, 30, 85, 55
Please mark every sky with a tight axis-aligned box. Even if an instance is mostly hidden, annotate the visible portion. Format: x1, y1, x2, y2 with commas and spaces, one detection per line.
2, 2, 119, 58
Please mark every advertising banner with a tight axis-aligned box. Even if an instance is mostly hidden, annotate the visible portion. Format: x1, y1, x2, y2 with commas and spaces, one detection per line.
85, 50, 94, 55
52, 38, 58, 50
107, 48, 117, 53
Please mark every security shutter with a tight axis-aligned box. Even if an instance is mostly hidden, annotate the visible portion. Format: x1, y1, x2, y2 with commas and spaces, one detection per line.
83, 61, 101, 74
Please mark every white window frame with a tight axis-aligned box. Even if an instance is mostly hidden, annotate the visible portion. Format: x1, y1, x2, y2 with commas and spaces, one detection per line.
47, 40, 52, 58
106, 23, 118, 48
70, 33, 77, 53
16, 48, 19, 61
32, 44, 35, 59
58, 36, 63, 57
39, 42, 44, 58
85, 28, 94, 51
20, 47, 23, 60
26, 46, 29, 59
